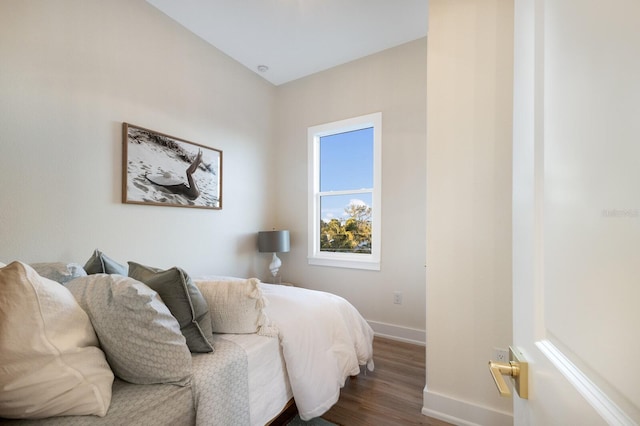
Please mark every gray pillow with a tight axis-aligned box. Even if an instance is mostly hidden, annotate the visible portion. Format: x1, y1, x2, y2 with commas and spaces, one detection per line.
30, 262, 87, 285
84, 249, 128, 275
66, 274, 192, 385
128, 262, 215, 353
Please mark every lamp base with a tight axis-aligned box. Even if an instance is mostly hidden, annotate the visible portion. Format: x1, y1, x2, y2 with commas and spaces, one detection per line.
268, 275, 282, 285
268, 252, 282, 279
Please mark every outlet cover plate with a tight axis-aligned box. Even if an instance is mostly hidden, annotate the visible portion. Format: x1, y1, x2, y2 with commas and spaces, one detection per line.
494, 348, 509, 362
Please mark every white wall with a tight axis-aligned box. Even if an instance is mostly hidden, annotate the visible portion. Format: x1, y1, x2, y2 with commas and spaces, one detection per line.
0, 0, 276, 277
0, 1, 428, 344
424, 0, 514, 424
274, 39, 428, 342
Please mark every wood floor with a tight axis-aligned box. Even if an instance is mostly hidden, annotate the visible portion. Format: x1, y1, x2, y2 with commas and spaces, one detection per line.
321, 337, 452, 426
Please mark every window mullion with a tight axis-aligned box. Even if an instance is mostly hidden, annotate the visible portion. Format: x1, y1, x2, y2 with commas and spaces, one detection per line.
317, 188, 372, 197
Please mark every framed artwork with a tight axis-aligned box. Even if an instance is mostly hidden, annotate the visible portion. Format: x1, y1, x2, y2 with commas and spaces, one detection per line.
122, 123, 222, 209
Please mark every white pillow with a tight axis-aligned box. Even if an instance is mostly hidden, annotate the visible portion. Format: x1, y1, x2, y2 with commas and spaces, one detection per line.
194, 278, 277, 337
0, 262, 114, 419
0, 262, 5, 267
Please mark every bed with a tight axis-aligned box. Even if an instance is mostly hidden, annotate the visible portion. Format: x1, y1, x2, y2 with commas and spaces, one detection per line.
0, 258, 374, 425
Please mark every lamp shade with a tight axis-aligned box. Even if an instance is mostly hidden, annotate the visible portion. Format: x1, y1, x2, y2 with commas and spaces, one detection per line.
258, 230, 290, 253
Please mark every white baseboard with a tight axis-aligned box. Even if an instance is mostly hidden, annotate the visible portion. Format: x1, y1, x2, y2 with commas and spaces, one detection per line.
422, 387, 513, 426
367, 320, 426, 345
370, 323, 512, 425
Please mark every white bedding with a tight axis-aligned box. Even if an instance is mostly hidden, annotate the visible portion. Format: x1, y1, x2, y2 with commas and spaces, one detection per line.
219, 333, 292, 426
261, 284, 375, 421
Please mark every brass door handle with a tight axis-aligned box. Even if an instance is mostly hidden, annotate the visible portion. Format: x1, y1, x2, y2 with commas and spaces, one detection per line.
488, 347, 528, 399
489, 361, 517, 396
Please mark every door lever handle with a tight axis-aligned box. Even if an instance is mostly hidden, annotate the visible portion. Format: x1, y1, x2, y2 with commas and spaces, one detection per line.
489, 361, 519, 397
488, 347, 528, 399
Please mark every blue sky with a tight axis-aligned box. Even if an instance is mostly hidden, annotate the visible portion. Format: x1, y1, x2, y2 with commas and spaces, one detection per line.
319, 127, 373, 222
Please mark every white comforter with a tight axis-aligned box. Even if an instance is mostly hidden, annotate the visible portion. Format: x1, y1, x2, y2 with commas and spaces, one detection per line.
260, 284, 375, 420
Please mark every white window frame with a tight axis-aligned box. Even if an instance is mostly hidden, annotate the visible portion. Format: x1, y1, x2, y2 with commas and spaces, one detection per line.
307, 112, 382, 270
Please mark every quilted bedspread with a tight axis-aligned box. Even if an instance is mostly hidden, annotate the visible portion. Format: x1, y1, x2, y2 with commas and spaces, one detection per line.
2, 337, 249, 426
192, 336, 250, 426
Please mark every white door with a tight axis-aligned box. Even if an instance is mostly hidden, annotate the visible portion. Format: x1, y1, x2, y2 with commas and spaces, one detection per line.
512, 0, 640, 424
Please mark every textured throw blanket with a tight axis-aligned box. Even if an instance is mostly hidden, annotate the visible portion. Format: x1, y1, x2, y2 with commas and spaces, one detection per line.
3, 336, 250, 426
192, 336, 250, 426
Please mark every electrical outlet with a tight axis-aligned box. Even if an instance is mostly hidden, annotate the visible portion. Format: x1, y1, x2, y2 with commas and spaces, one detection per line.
494, 347, 509, 362
393, 291, 403, 304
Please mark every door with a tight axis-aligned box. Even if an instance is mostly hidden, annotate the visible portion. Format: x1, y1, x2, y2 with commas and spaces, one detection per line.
512, 0, 639, 424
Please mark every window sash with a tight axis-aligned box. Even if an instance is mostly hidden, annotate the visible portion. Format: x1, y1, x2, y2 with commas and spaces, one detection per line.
318, 189, 373, 254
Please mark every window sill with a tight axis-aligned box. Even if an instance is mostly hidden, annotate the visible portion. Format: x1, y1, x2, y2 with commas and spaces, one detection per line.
307, 256, 380, 271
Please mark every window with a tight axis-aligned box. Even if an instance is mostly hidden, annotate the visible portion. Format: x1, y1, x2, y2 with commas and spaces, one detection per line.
308, 112, 381, 270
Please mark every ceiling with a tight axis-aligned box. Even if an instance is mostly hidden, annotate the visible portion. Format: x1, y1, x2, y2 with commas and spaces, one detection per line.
146, 0, 428, 86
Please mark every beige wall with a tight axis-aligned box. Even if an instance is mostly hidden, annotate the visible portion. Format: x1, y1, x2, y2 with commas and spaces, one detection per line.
0, 0, 519, 421
0, 0, 276, 276
274, 39, 428, 341
0, 0, 428, 342
424, 0, 514, 424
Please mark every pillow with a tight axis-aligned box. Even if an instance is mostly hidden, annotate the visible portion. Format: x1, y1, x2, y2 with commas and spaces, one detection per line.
194, 278, 278, 337
84, 249, 128, 275
30, 262, 87, 285
0, 262, 113, 419
66, 274, 192, 385
128, 262, 214, 353
0, 262, 5, 267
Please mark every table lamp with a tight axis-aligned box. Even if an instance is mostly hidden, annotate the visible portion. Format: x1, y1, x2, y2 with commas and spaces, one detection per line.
258, 230, 290, 282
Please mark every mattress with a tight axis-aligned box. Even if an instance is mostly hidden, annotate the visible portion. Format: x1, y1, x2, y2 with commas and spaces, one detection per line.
219, 333, 293, 426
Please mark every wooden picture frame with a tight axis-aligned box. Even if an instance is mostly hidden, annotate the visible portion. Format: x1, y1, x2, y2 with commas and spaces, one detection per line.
122, 123, 222, 209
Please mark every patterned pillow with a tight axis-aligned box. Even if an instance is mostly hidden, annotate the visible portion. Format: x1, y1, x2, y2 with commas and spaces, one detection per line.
194, 278, 277, 337
0, 262, 113, 419
84, 249, 128, 275
128, 262, 215, 353
30, 262, 87, 285
66, 274, 192, 385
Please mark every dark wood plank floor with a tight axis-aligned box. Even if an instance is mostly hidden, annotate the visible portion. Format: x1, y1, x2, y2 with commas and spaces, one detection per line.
321, 337, 452, 426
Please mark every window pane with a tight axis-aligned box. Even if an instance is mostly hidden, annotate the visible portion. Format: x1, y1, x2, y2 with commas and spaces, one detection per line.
320, 127, 373, 192
320, 193, 372, 254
